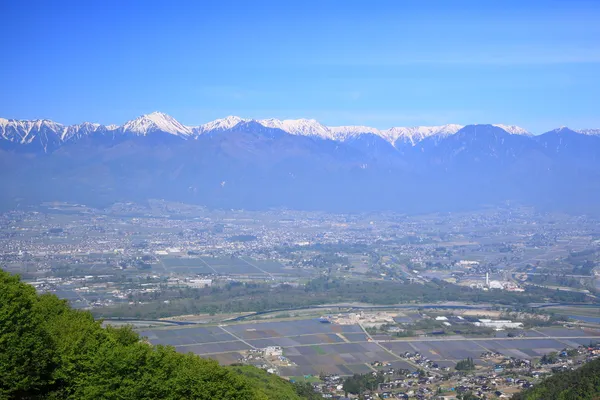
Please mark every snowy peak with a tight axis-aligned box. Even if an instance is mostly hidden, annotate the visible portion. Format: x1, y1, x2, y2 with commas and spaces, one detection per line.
4, 112, 592, 155
0, 118, 64, 146
252, 120, 467, 145
549, 126, 580, 135
577, 128, 600, 136
386, 124, 464, 145
196, 116, 249, 134
32, 119, 64, 133
259, 118, 333, 139
492, 124, 531, 136
197, 117, 378, 141
122, 112, 192, 136
61, 122, 103, 141
329, 125, 382, 141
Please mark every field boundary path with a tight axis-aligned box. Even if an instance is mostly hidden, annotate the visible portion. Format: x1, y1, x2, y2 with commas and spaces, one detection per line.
358, 322, 423, 372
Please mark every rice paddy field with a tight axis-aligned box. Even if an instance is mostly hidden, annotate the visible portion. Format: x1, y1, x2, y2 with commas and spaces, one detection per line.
138, 318, 600, 377
158, 255, 313, 277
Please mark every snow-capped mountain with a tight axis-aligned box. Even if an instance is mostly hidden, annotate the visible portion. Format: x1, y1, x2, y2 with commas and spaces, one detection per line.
2, 114, 600, 214
194, 116, 249, 134
547, 126, 579, 135
258, 118, 333, 139
224, 118, 465, 145
492, 124, 531, 136
577, 128, 600, 136
122, 111, 192, 137
0, 118, 65, 152
0, 118, 62, 143
385, 124, 464, 145
61, 122, 104, 141
328, 125, 382, 141
1, 112, 595, 154
247, 119, 463, 145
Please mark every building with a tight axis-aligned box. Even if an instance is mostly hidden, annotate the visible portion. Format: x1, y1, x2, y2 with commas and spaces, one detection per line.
458, 260, 479, 267
264, 346, 283, 357
474, 319, 523, 330
185, 279, 213, 288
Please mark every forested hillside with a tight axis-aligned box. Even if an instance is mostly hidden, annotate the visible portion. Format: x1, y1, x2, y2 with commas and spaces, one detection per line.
512, 357, 600, 400
0, 270, 312, 399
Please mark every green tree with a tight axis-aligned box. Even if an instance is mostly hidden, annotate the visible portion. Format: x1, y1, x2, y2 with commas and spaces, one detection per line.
0, 271, 56, 398
514, 356, 600, 399
455, 357, 475, 371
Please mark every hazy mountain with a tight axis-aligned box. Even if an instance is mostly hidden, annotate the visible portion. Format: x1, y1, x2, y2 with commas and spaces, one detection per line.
535, 127, 600, 168
1, 113, 599, 213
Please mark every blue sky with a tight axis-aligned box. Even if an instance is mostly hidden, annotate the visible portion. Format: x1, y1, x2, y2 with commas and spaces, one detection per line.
1, 0, 599, 133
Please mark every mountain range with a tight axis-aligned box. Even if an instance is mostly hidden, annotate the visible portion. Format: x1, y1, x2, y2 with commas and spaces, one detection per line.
2, 112, 600, 213
1, 111, 562, 150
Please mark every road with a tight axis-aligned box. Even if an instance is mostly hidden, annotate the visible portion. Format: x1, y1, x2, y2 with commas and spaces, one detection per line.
218, 325, 258, 349
240, 257, 274, 280
358, 322, 427, 372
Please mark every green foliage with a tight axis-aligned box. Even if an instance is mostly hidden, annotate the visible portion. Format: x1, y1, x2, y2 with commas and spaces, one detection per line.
342, 371, 385, 395
0, 270, 318, 399
513, 357, 600, 400
227, 365, 311, 400
540, 351, 559, 364
93, 276, 595, 320
455, 357, 475, 371
0, 272, 55, 398
458, 391, 480, 400
291, 382, 323, 400
394, 329, 416, 337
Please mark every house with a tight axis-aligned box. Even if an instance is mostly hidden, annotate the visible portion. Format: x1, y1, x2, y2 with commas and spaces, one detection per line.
263, 346, 283, 356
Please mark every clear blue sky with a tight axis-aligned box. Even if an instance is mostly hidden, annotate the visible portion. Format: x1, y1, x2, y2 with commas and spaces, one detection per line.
1, 0, 599, 133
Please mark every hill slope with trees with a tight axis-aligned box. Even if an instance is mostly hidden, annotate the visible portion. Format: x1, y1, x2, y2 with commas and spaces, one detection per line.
0, 269, 312, 399
512, 356, 600, 400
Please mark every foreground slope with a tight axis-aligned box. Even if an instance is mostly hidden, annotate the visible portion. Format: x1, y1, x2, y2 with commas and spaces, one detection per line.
0, 270, 310, 400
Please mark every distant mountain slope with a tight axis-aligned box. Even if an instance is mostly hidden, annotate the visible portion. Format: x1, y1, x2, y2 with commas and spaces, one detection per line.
1, 113, 600, 213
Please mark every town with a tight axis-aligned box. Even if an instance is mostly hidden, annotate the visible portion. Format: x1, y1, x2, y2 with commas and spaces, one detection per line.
2, 201, 600, 398
2, 201, 598, 311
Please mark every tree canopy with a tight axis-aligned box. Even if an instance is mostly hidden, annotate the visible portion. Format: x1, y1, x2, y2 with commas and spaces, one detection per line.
455, 357, 476, 371
513, 356, 600, 400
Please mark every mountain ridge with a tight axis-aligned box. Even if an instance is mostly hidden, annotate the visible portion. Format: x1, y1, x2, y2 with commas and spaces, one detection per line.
2, 112, 571, 153
2, 112, 600, 213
